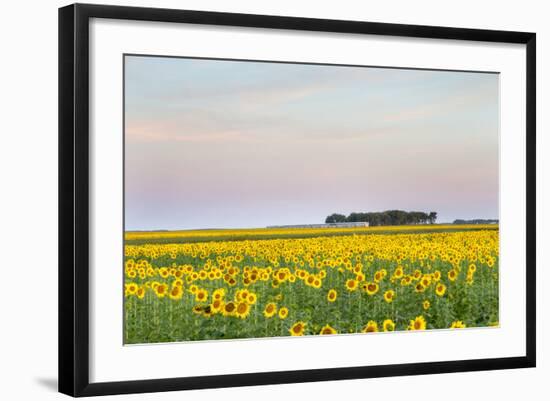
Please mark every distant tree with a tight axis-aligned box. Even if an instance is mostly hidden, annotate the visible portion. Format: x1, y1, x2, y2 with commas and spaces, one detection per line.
325, 210, 439, 226
325, 213, 347, 223
452, 218, 498, 225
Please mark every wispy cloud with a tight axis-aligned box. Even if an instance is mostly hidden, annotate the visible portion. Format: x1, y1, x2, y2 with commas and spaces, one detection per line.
124, 56, 499, 230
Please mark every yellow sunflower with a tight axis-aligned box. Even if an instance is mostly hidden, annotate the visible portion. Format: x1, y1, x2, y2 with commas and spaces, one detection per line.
435, 283, 447, 297
362, 320, 378, 333
247, 293, 257, 305
448, 269, 458, 282
319, 324, 337, 335
235, 302, 251, 319
168, 285, 183, 300
345, 279, 358, 292
408, 315, 427, 330
393, 266, 404, 279
125, 282, 138, 296
211, 299, 223, 313
365, 282, 379, 296
289, 321, 306, 336
263, 302, 277, 318
154, 283, 168, 298
212, 288, 226, 300
383, 290, 395, 303
450, 320, 466, 329
415, 282, 426, 293
327, 289, 337, 303
136, 286, 146, 299
222, 301, 236, 317
383, 319, 395, 332
195, 289, 208, 303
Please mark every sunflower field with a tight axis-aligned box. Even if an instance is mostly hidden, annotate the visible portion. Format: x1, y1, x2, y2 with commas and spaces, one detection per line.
124, 225, 499, 343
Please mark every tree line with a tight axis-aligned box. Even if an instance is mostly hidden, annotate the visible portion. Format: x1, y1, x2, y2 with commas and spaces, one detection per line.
452, 219, 498, 224
325, 210, 437, 226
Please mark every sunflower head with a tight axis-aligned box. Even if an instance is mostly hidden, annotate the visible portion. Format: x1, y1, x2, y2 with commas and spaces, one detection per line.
362, 320, 378, 333
383, 290, 395, 303
289, 321, 306, 336
435, 283, 446, 297
408, 315, 427, 330
448, 269, 458, 282
345, 279, 358, 292
450, 320, 466, 329
222, 301, 236, 317
365, 282, 379, 296
383, 319, 395, 332
169, 285, 183, 300
319, 324, 337, 335
263, 302, 277, 318
235, 302, 250, 319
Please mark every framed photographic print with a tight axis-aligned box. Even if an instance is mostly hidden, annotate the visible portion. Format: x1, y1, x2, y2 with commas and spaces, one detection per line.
58, 3, 536, 397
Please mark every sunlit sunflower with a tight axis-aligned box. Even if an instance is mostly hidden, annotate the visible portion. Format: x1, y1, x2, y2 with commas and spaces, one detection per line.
408, 315, 427, 330
374, 270, 383, 283
433, 271, 441, 281
415, 282, 426, 293
383, 319, 395, 332
423, 300, 431, 310
448, 269, 458, 282
247, 293, 257, 305
195, 289, 208, 303
136, 286, 146, 299
421, 275, 431, 288
365, 282, 379, 296
289, 321, 306, 336
211, 299, 223, 313
168, 285, 183, 300
362, 320, 378, 333
212, 288, 226, 301
450, 320, 466, 329
327, 289, 337, 302
393, 266, 404, 279
435, 283, 446, 297
125, 282, 138, 296
192, 305, 204, 315
278, 307, 289, 319
222, 301, 236, 317
319, 324, 337, 335
263, 302, 277, 318
383, 290, 395, 303
345, 279, 358, 292
235, 302, 251, 319
154, 283, 167, 298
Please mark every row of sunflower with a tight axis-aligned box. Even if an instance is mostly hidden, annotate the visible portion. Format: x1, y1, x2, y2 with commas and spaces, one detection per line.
124, 229, 498, 343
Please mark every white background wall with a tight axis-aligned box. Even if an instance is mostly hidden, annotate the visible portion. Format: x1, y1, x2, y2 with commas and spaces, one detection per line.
0, 0, 546, 399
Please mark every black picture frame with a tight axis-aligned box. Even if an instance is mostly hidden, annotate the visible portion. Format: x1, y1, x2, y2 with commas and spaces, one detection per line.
59, 3, 536, 397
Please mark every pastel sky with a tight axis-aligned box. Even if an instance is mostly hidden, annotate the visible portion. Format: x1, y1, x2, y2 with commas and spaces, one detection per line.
124, 55, 499, 230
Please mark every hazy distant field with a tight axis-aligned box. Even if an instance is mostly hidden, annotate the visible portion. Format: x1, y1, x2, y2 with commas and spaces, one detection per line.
125, 224, 499, 244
